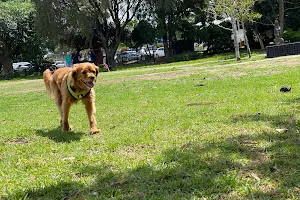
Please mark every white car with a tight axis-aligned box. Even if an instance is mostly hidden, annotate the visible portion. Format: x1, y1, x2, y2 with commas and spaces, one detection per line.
54, 61, 66, 68
13, 62, 32, 71
117, 51, 141, 62
139, 47, 154, 56
154, 47, 165, 58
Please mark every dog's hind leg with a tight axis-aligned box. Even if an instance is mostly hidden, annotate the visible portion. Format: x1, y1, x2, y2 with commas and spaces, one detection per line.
50, 82, 64, 126
55, 96, 63, 126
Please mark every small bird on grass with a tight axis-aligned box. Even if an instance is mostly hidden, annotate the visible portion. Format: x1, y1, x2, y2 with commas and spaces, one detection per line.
280, 85, 291, 92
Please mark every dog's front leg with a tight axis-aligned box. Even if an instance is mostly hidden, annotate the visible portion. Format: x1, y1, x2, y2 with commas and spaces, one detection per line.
62, 100, 72, 131
82, 96, 101, 134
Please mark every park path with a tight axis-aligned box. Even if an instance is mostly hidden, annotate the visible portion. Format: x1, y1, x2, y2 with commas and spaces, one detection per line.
1, 54, 300, 95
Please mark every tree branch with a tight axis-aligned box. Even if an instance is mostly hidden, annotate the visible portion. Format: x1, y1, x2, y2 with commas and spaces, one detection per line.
285, 5, 300, 11
216, 23, 233, 31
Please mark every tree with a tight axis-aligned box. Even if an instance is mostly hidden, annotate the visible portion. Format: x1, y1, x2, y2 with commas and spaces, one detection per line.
148, 0, 207, 57
33, 0, 145, 68
209, 0, 260, 60
199, 23, 233, 54
0, 0, 39, 74
131, 20, 156, 54
254, 0, 300, 43
236, 0, 261, 57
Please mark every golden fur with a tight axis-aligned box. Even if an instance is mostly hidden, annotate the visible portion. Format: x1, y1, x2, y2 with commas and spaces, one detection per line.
43, 62, 100, 134
103, 63, 110, 72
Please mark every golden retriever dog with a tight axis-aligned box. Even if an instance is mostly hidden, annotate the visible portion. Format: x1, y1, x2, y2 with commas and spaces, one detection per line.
43, 62, 100, 134
103, 63, 110, 72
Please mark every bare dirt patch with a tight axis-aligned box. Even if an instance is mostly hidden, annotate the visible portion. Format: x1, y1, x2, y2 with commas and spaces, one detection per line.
187, 102, 224, 106
0, 88, 45, 96
0, 79, 42, 87
7, 138, 30, 145
100, 70, 196, 84
2, 55, 300, 94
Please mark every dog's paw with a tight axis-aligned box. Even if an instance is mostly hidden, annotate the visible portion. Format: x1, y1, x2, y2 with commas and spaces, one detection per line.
63, 126, 72, 131
91, 129, 101, 134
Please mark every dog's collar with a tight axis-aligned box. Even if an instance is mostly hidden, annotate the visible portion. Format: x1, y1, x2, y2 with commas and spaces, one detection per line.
67, 72, 90, 100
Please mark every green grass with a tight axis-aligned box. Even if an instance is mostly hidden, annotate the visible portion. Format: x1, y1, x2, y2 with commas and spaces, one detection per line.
1, 52, 300, 199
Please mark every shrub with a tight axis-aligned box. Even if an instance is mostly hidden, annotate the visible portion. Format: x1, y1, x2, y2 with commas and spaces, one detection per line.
164, 52, 202, 63
283, 28, 300, 43
199, 24, 233, 54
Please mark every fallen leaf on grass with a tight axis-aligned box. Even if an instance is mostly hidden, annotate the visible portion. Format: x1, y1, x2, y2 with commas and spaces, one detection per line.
111, 179, 129, 187
91, 192, 99, 196
194, 83, 205, 87
187, 102, 224, 106
276, 128, 288, 133
62, 157, 75, 161
250, 173, 261, 181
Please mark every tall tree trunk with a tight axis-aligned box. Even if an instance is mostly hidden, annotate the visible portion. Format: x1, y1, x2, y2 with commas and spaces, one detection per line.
253, 27, 265, 50
278, 0, 284, 38
167, 15, 175, 57
101, 43, 117, 69
0, 60, 2, 74
162, 17, 169, 58
98, 33, 118, 69
105, 52, 116, 69
242, 22, 251, 58
2, 56, 13, 74
231, 17, 241, 61
163, 35, 169, 57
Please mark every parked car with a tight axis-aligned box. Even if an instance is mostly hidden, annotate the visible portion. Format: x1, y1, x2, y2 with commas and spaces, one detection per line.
118, 51, 141, 62
154, 47, 165, 58
139, 47, 154, 56
13, 62, 32, 71
54, 61, 66, 68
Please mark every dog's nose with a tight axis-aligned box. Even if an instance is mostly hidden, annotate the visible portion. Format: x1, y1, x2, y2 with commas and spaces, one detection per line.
90, 76, 95, 80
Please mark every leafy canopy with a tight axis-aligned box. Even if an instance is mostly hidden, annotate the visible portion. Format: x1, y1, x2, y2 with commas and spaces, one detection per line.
0, 0, 34, 54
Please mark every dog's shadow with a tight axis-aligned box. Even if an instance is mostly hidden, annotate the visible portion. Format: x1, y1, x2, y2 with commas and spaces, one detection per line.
36, 127, 85, 143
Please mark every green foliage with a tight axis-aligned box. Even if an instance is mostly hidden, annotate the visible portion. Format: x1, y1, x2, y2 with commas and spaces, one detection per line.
33, 0, 92, 50
0, 0, 47, 74
254, 0, 300, 35
179, 21, 202, 41
283, 28, 300, 42
131, 20, 156, 47
164, 52, 202, 63
0, 1, 34, 54
33, 0, 146, 67
149, 0, 207, 56
285, 6, 300, 31
213, 0, 260, 23
200, 24, 234, 54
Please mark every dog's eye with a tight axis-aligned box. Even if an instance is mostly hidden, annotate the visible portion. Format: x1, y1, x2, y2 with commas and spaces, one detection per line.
91, 70, 96, 74
82, 71, 87, 75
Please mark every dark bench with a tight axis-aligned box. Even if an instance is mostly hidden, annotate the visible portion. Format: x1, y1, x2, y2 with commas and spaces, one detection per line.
266, 42, 300, 58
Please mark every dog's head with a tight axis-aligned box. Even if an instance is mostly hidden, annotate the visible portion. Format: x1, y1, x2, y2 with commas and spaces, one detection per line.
70, 63, 99, 89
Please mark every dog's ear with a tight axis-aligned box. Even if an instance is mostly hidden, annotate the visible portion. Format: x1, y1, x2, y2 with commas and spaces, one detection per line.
70, 67, 77, 87
94, 65, 99, 77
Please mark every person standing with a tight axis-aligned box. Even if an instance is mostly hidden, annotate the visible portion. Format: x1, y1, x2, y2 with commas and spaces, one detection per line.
72, 51, 80, 64
65, 52, 73, 67
88, 48, 96, 64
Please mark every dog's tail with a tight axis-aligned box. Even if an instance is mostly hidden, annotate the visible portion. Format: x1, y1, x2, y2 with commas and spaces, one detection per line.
43, 69, 54, 98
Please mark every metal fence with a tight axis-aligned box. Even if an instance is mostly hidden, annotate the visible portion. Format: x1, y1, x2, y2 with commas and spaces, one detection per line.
266, 42, 300, 58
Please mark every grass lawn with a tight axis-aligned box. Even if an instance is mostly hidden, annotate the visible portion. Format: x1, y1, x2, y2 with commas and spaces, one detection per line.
1, 53, 300, 199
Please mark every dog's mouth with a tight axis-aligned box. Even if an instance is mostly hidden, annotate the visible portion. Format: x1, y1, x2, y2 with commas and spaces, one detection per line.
83, 81, 94, 88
